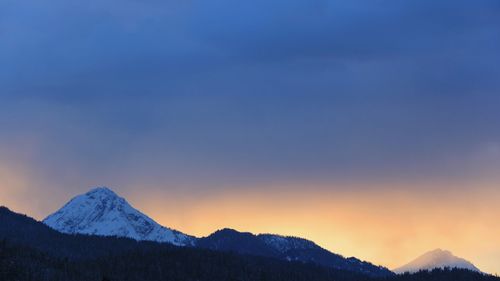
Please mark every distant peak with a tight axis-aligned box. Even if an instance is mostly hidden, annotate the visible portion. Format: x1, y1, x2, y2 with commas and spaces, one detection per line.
394, 248, 481, 273
427, 248, 452, 256
86, 186, 118, 196
87, 186, 114, 192
431, 248, 445, 252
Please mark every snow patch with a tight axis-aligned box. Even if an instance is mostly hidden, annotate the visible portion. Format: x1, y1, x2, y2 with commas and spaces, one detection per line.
43, 187, 194, 246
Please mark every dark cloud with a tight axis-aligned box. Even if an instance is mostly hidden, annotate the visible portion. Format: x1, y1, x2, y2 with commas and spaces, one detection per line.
0, 0, 499, 194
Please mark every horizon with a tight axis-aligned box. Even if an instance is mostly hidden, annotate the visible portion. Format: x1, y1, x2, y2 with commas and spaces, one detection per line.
1, 0, 500, 276
4, 185, 496, 274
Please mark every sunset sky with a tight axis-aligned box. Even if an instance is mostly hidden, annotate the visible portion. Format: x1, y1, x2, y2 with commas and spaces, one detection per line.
1, 0, 500, 275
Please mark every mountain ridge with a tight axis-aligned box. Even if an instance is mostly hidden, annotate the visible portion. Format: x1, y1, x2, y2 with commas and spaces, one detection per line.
41, 186, 393, 277
394, 248, 481, 273
197, 227, 393, 277
0, 206, 376, 281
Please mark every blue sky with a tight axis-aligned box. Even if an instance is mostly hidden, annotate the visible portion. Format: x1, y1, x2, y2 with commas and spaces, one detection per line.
1, 0, 500, 195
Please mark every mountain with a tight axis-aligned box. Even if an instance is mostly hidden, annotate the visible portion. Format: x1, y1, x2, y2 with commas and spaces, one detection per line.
2, 207, 498, 281
197, 228, 278, 256
0, 207, 368, 281
43, 187, 194, 246
0, 206, 175, 259
394, 249, 481, 273
196, 228, 394, 277
43, 187, 392, 276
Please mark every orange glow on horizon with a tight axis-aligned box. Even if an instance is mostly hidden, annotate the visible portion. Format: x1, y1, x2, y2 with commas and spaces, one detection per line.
2, 177, 500, 275
130, 184, 500, 275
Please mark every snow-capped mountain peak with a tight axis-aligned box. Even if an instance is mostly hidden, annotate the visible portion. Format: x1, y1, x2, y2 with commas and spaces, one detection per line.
43, 187, 194, 246
394, 249, 481, 273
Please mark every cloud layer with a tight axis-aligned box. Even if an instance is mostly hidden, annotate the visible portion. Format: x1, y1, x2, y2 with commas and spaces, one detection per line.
1, 0, 500, 210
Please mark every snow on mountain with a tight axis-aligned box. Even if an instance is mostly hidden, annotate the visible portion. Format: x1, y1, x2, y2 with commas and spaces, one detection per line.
258, 234, 318, 253
43, 187, 195, 246
394, 249, 481, 273
197, 229, 394, 277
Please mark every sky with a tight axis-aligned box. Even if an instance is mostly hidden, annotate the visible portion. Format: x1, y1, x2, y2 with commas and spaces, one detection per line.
1, 0, 500, 274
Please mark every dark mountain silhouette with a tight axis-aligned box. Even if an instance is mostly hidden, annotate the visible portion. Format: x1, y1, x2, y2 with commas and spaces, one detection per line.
0, 206, 370, 281
1, 206, 499, 281
197, 228, 393, 277
197, 228, 279, 256
42, 187, 392, 276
